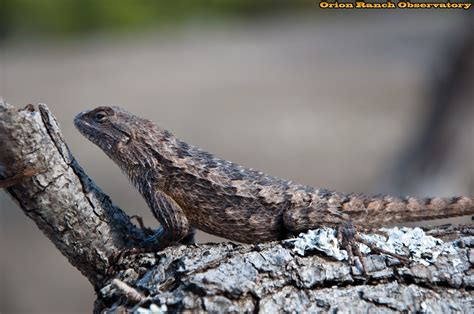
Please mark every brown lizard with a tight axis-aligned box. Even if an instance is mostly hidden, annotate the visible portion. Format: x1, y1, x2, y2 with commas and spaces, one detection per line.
74, 106, 474, 257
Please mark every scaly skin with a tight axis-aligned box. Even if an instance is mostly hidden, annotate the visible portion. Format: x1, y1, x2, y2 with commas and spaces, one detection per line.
74, 106, 474, 248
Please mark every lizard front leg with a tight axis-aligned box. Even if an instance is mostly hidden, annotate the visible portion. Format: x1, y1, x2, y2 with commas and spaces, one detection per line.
142, 189, 191, 250
114, 189, 191, 263
130, 214, 195, 245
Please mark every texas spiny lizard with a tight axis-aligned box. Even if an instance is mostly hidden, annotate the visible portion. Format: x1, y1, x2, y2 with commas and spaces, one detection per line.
74, 106, 474, 250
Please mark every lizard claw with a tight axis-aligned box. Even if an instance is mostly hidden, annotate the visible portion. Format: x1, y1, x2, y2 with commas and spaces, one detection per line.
130, 215, 155, 237
337, 221, 409, 274
107, 247, 149, 275
107, 228, 171, 275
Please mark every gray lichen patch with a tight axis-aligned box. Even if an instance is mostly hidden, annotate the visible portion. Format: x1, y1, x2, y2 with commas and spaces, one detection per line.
283, 226, 460, 268
361, 227, 456, 266
135, 304, 167, 314
283, 228, 348, 261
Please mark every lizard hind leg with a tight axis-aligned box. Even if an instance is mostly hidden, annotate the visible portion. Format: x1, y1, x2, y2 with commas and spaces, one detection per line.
337, 221, 409, 273
282, 204, 348, 233
283, 206, 409, 272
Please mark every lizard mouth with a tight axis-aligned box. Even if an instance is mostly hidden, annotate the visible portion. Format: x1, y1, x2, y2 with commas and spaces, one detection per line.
74, 110, 131, 148
74, 111, 96, 141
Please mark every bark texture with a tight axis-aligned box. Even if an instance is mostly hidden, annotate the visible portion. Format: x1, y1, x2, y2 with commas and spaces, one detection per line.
1, 101, 473, 313
0, 101, 150, 287
100, 226, 474, 313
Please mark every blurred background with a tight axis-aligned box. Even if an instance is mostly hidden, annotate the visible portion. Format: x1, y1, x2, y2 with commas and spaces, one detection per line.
1, 1, 473, 312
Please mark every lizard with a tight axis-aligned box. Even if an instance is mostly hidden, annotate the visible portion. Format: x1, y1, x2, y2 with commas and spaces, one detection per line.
73, 106, 474, 261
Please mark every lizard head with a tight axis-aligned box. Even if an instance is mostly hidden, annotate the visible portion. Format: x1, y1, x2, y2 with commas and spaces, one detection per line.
74, 106, 155, 165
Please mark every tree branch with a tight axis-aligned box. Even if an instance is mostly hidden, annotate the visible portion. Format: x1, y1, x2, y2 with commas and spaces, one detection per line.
1, 101, 473, 313
99, 225, 474, 313
0, 101, 149, 287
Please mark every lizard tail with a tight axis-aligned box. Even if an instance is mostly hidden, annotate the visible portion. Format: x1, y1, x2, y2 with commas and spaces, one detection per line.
340, 194, 474, 227
283, 193, 474, 232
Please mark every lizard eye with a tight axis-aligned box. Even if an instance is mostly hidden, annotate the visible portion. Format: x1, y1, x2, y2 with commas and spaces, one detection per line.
94, 111, 108, 123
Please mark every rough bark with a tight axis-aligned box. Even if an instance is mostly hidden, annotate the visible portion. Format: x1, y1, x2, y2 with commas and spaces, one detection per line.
0, 101, 152, 287
1, 101, 473, 313
99, 225, 474, 313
